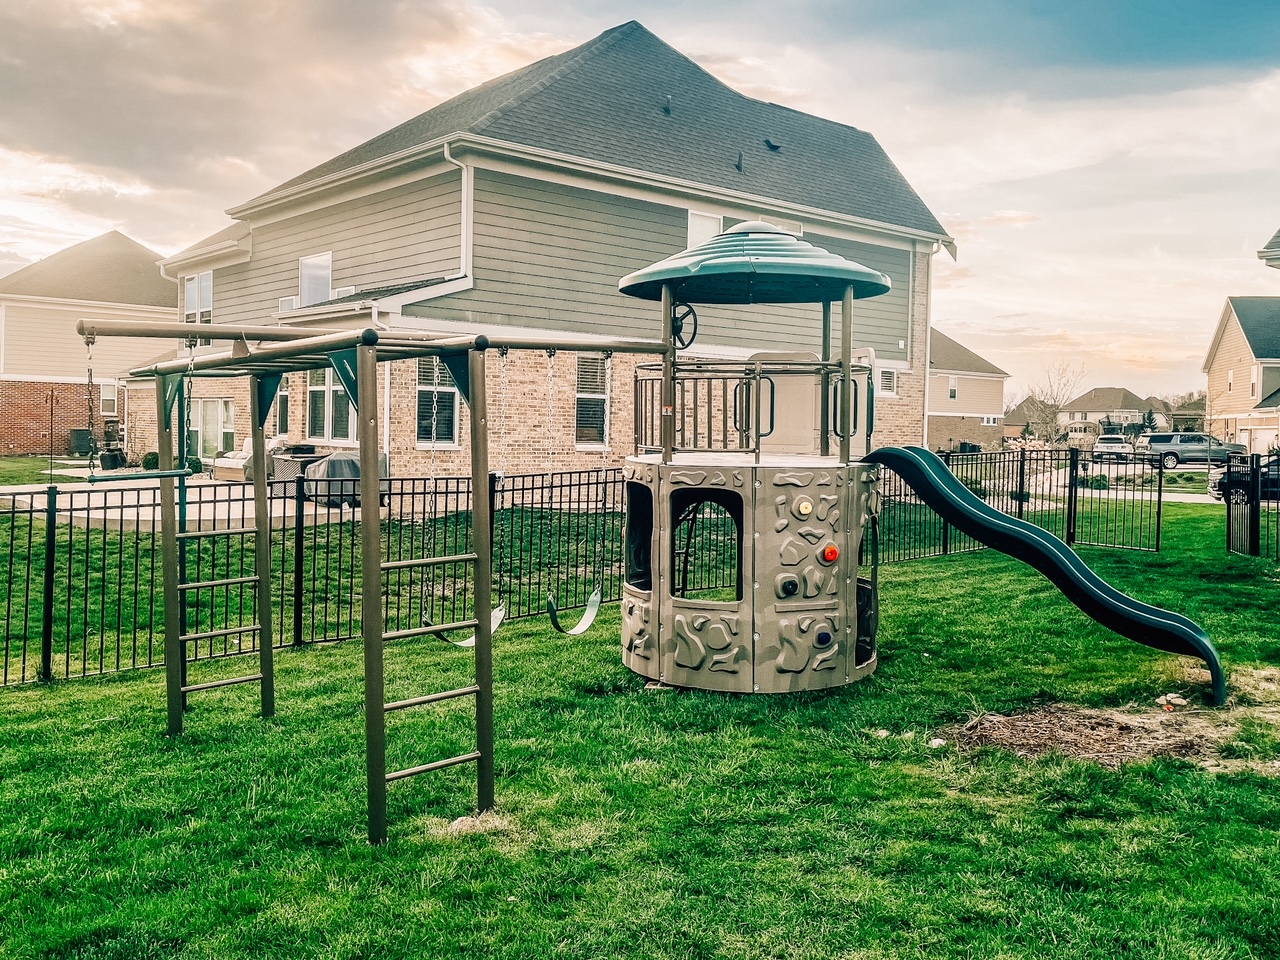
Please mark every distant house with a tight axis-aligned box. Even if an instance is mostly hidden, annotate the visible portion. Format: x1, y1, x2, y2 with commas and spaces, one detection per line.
142, 20, 953, 472
1059, 387, 1169, 435
0, 232, 175, 457
1202, 296, 1280, 454
925, 329, 1007, 450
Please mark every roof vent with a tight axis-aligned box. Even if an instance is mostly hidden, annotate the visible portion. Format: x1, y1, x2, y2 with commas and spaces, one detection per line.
735, 151, 744, 173
662, 95, 672, 116
765, 138, 782, 152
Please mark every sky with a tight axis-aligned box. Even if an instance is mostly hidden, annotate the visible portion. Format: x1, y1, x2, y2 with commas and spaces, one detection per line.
3, 0, 1280, 400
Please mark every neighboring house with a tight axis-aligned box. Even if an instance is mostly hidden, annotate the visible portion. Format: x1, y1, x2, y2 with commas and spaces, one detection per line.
925, 329, 1007, 450
1170, 395, 1205, 432
0, 232, 176, 457
139, 20, 952, 473
1202, 296, 1280, 454
1059, 387, 1169, 435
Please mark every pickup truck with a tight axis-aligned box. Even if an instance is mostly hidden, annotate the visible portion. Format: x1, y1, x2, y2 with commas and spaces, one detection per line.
1091, 435, 1134, 463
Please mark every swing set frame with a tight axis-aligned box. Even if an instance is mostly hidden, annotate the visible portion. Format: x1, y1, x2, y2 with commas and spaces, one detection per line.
76, 317, 668, 844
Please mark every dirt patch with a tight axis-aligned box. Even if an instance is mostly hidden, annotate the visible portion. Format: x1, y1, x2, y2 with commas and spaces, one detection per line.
953, 668, 1280, 773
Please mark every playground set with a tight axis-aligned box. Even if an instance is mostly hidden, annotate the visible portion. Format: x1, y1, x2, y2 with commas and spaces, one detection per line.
79, 221, 1224, 845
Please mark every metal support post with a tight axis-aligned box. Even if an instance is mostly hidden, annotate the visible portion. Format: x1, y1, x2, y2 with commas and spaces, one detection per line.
1066, 447, 1080, 546
840, 286, 854, 464
1250, 453, 1263, 557
156, 382, 184, 736
660, 284, 675, 463
293, 475, 305, 645
820, 301, 831, 457
469, 348, 495, 813
249, 376, 275, 719
356, 344, 387, 844
40, 485, 56, 682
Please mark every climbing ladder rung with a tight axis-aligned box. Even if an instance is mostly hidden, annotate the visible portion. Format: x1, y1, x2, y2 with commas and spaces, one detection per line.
384, 685, 479, 713
384, 619, 479, 642
381, 552, 477, 572
177, 526, 257, 540
181, 673, 262, 694
181, 624, 260, 643
179, 574, 259, 591
385, 751, 481, 783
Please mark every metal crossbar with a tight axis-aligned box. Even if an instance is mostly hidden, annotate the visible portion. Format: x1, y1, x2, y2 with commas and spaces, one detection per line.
176, 526, 257, 540
181, 624, 260, 643
181, 673, 263, 694
178, 575, 258, 592
386, 752, 481, 783
385, 685, 479, 713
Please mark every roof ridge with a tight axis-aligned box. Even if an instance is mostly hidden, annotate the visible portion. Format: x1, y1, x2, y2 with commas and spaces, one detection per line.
470, 21, 641, 135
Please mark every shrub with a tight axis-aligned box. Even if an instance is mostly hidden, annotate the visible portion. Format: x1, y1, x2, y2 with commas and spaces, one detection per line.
187, 457, 204, 475
1010, 490, 1030, 504
960, 477, 989, 499
142, 451, 159, 471
1088, 473, 1110, 490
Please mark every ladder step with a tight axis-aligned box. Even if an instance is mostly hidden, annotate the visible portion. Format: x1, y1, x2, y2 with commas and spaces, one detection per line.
381, 552, 477, 572
384, 620, 478, 642
385, 751, 481, 783
179, 575, 259, 591
177, 526, 257, 539
181, 624, 260, 643
182, 673, 262, 694
384, 685, 479, 713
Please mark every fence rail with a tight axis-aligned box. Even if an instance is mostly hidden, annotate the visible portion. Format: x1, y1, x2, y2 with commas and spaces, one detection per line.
0, 450, 1165, 687
1225, 454, 1279, 559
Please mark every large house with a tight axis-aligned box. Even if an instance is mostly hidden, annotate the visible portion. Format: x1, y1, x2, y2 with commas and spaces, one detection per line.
128, 21, 952, 471
1203, 296, 1280, 453
1059, 387, 1170, 435
925, 329, 1007, 450
0, 232, 175, 457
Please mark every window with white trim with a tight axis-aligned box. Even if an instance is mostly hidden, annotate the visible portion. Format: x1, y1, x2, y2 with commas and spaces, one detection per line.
187, 398, 234, 460
100, 381, 118, 417
948, 376, 958, 401
416, 358, 458, 446
878, 369, 898, 396
1251, 366, 1258, 398
688, 211, 721, 248
183, 271, 212, 345
981, 416, 1001, 427
1228, 369, 1234, 394
299, 252, 333, 307
274, 375, 290, 436
307, 368, 352, 442
576, 353, 608, 446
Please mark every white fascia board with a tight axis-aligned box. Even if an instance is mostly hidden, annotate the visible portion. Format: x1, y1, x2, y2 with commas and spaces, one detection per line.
930, 369, 1006, 380
1, 295, 174, 318
159, 238, 252, 278
927, 409, 1005, 419
375, 277, 474, 311
226, 131, 953, 252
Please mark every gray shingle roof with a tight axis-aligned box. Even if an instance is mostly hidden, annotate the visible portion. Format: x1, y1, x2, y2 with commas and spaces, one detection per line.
929, 329, 1007, 376
1063, 387, 1151, 413
1256, 386, 1280, 410
253, 21, 947, 238
1230, 297, 1280, 360
172, 221, 251, 260
0, 231, 175, 307
1260, 227, 1280, 256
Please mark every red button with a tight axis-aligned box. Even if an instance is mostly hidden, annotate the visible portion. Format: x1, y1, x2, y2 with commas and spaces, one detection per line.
821, 543, 839, 563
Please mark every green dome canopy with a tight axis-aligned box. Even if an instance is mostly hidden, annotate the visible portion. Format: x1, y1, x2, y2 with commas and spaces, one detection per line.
618, 221, 892, 305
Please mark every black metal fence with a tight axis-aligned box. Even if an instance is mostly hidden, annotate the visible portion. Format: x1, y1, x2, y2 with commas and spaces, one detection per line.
0, 451, 1167, 687
1225, 454, 1279, 559
878, 448, 1165, 562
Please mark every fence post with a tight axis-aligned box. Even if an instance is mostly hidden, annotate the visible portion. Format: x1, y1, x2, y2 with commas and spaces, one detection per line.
1250, 453, 1263, 557
293, 474, 305, 644
488, 471, 501, 607
1017, 448, 1027, 520
39, 485, 57, 682
941, 451, 952, 556
1154, 456, 1164, 553
1066, 447, 1079, 545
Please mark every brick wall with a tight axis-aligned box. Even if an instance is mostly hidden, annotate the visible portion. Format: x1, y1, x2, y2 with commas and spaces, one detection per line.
0, 379, 105, 457
927, 415, 1003, 451
869, 244, 931, 449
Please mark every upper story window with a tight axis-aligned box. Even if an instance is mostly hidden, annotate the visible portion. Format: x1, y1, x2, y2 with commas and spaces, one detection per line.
417, 358, 458, 446
576, 353, 608, 446
948, 376, 958, 401
307, 367, 352, 443
688, 212, 721, 248
1228, 369, 1234, 394
1251, 366, 1258, 398
100, 382, 118, 417
274, 375, 290, 436
183, 271, 212, 345
299, 252, 333, 307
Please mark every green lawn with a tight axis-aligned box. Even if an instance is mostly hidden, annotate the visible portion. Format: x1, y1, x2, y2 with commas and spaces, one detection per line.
0, 456, 85, 486
1, 503, 1278, 959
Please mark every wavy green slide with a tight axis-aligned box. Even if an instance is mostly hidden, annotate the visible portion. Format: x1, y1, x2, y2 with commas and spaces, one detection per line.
864, 446, 1225, 705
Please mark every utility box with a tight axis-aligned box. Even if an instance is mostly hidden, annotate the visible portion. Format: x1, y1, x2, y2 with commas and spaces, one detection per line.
68, 428, 93, 456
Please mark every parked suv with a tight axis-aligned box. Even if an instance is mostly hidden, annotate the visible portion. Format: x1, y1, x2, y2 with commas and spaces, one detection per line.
1209, 454, 1280, 503
1091, 435, 1134, 462
1138, 433, 1246, 469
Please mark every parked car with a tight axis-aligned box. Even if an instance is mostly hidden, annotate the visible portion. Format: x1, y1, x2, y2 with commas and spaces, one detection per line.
1138, 432, 1246, 469
1209, 454, 1280, 503
1091, 435, 1134, 462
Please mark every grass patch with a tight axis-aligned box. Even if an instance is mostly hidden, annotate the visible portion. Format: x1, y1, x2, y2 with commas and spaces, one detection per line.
1, 503, 1278, 958
0, 456, 84, 485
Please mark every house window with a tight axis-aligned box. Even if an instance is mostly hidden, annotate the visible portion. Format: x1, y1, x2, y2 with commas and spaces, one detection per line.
1228, 369, 1233, 394
948, 376, 958, 401
688, 211, 721, 248
187, 398, 234, 460
274, 375, 290, 436
878, 369, 898, 396
299, 252, 333, 307
981, 416, 1001, 427
416, 358, 458, 445
576, 353, 608, 446
1251, 367, 1258, 398
100, 382, 118, 417
183, 271, 212, 345
307, 368, 352, 442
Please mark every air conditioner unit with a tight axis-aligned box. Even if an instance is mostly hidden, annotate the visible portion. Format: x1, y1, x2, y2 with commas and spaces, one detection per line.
332, 286, 356, 298
278, 296, 299, 312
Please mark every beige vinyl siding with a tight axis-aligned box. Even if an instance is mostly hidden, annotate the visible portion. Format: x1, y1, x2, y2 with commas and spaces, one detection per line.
2, 302, 167, 379
927, 372, 1004, 416
412, 170, 685, 334
212, 171, 462, 325
1208, 313, 1257, 417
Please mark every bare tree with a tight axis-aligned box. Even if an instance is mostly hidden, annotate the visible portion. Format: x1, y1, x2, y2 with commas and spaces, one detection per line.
1020, 361, 1086, 441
